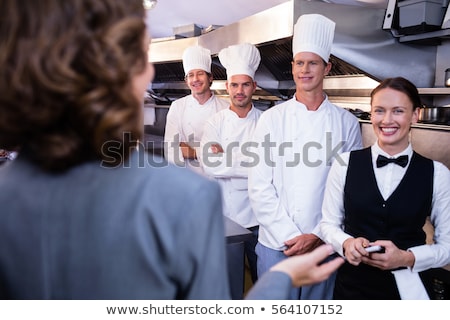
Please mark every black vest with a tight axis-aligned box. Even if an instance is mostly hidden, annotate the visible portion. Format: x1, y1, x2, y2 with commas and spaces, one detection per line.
334, 147, 434, 299
344, 147, 433, 249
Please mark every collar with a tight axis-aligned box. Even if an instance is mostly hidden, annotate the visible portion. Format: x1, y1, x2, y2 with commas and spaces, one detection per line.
228, 104, 257, 119
372, 141, 413, 160
289, 94, 330, 115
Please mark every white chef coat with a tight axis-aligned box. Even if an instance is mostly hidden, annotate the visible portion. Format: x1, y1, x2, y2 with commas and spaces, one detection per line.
200, 106, 262, 228
248, 96, 362, 250
320, 142, 450, 271
164, 94, 229, 175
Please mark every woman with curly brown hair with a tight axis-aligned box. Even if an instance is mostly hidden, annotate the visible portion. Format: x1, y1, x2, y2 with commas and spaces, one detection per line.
0, 0, 342, 300
0, 0, 149, 171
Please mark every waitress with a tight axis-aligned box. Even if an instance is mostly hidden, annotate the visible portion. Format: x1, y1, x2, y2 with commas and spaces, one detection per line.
320, 77, 450, 299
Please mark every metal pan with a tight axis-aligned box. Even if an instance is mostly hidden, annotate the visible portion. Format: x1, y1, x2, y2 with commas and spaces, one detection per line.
419, 106, 450, 124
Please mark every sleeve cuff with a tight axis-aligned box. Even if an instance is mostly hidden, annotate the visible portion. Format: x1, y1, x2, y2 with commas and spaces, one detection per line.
245, 271, 292, 300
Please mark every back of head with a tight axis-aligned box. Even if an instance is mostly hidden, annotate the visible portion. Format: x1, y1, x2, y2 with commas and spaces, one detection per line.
0, 0, 147, 172
292, 14, 335, 62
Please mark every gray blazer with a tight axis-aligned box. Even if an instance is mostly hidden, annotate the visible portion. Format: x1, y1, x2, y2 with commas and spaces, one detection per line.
0, 150, 292, 299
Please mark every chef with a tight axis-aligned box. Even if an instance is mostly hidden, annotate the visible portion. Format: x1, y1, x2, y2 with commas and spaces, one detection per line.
248, 14, 362, 300
164, 45, 229, 175
199, 42, 262, 284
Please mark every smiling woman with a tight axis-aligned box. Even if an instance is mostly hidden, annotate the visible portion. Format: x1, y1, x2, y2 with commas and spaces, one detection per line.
319, 77, 450, 300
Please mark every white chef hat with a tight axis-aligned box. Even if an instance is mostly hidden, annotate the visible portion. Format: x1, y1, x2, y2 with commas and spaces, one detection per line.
182, 45, 211, 74
218, 43, 261, 80
292, 14, 335, 62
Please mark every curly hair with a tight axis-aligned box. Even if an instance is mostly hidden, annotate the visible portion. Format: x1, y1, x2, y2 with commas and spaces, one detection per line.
0, 0, 148, 172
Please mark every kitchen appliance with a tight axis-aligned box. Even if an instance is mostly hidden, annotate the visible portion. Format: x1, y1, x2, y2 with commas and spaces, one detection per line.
419, 105, 450, 124
397, 0, 447, 35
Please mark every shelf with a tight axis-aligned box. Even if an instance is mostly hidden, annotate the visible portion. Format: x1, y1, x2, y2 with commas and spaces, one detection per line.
359, 119, 450, 131
327, 87, 450, 98
398, 28, 450, 44
418, 88, 450, 95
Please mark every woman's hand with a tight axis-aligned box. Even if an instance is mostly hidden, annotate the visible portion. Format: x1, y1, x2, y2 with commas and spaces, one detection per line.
271, 244, 345, 288
361, 240, 415, 270
342, 237, 371, 265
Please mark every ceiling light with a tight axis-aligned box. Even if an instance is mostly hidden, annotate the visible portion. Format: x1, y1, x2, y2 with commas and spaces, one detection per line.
143, 0, 157, 10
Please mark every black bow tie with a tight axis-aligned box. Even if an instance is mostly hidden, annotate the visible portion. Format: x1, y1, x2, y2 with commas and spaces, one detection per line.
376, 155, 409, 168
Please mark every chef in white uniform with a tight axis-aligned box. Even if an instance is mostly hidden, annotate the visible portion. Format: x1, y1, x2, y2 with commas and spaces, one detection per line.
164, 45, 229, 175
248, 14, 363, 299
199, 43, 262, 283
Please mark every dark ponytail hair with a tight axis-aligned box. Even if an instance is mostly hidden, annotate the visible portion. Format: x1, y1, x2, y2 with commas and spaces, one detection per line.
371, 77, 422, 110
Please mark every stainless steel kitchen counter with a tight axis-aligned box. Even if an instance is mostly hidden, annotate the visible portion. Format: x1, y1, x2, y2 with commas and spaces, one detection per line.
224, 217, 252, 300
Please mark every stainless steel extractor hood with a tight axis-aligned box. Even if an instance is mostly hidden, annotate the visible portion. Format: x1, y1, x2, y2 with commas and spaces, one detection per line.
149, 0, 449, 104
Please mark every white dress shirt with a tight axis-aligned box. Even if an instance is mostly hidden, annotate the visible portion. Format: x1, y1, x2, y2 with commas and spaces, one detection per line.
248, 96, 362, 250
320, 141, 450, 271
